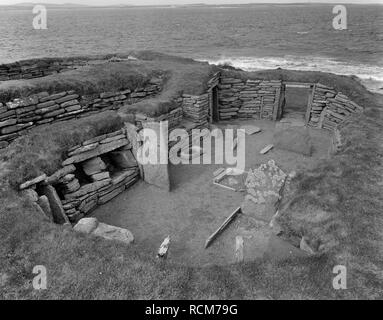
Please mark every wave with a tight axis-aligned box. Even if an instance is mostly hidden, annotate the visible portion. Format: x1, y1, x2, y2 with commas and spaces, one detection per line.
201, 55, 383, 93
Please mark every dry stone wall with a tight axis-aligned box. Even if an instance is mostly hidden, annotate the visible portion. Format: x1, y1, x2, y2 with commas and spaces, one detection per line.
307, 83, 363, 130
0, 59, 88, 81
0, 81, 163, 149
218, 77, 282, 121
181, 93, 209, 126
134, 105, 183, 131
181, 71, 221, 126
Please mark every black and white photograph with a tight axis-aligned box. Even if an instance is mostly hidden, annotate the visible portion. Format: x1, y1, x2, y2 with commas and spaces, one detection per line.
0, 0, 382, 304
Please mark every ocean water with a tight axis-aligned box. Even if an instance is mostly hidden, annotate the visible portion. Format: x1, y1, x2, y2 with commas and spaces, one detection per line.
0, 4, 382, 91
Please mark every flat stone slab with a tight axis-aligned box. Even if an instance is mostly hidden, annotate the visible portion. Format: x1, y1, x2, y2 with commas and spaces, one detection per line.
47, 165, 76, 184
19, 174, 47, 190
64, 179, 111, 199
260, 144, 274, 155
241, 125, 261, 135
63, 139, 129, 166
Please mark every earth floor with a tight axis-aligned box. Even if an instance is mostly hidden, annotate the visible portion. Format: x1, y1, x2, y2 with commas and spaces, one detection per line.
92, 119, 332, 267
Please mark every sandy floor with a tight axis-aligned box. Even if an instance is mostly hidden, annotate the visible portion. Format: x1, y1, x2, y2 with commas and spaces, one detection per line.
92, 119, 331, 266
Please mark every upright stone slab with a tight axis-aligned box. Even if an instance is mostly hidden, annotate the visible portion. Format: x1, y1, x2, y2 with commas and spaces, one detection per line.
125, 122, 143, 177
37, 195, 53, 221
42, 185, 69, 224
141, 122, 170, 191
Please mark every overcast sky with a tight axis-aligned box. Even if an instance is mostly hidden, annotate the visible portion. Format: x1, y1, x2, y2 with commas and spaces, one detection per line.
0, 0, 382, 5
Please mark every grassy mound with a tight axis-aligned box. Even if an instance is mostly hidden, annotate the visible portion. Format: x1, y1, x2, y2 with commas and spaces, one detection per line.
0, 51, 217, 118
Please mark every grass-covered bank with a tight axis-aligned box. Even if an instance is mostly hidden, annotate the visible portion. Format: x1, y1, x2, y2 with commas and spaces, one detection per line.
0, 64, 382, 299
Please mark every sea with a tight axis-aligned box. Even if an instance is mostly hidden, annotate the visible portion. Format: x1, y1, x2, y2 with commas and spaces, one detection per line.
0, 4, 382, 92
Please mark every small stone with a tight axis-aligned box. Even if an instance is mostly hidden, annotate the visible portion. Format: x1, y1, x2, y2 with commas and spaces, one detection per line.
82, 157, 106, 176
64, 179, 81, 193
60, 174, 75, 183
300, 237, 316, 255
73, 217, 99, 234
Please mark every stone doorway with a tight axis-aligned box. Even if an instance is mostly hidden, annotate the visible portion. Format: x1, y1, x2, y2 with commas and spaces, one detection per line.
281, 83, 314, 127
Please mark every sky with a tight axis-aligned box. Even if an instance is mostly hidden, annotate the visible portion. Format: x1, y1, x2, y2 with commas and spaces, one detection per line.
0, 0, 382, 6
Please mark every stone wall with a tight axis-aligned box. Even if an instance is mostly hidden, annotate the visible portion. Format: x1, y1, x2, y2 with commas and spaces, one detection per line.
134, 105, 183, 131
307, 83, 363, 130
181, 71, 221, 126
20, 128, 140, 224
0, 80, 162, 149
218, 77, 282, 121
0, 59, 88, 81
181, 93, 209, 126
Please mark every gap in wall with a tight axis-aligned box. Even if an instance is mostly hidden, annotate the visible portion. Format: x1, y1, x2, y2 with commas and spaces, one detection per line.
284, 86, 312, 117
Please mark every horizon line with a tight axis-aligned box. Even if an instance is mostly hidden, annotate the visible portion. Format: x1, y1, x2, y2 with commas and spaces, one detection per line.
1, 2, 382, 7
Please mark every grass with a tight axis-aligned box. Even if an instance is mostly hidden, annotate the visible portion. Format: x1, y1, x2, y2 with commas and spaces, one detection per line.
0, 61, 164, 104
0, 62, 382, 299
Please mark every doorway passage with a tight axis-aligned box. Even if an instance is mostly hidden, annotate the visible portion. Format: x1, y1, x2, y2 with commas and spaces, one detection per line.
281, 83, 314, 126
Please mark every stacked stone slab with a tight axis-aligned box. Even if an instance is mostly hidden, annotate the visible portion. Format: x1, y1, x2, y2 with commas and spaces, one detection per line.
182, 94, 209, 126
218, 77, 243, 120
218, 76, 282, 121
0, 80, 163, 149
51, 129, 140, 223
86, 80, 162, 112
308, 83, 363, 130
0, 91, 83, 148
0, 59, 87, 81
